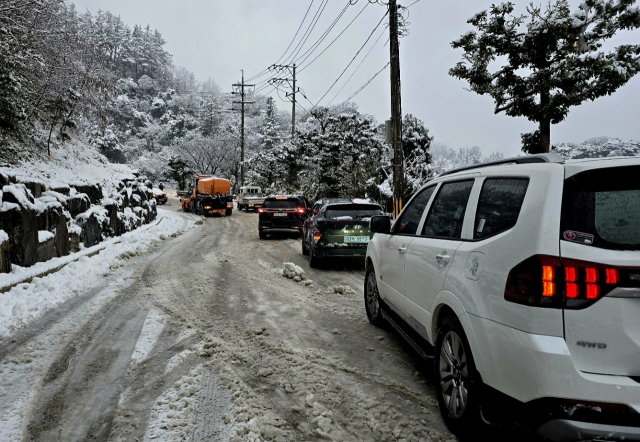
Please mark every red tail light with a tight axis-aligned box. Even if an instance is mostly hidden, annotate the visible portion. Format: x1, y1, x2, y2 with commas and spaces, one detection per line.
505, 255, 627, 310
296, 207, 306, 214
257, 207, 266, 213
313, 231, 322, 242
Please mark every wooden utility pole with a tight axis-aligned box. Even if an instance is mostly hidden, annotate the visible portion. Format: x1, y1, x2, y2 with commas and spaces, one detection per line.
232, 70, 254, 186
389, 0, 404, 218
268, 64, 299, 136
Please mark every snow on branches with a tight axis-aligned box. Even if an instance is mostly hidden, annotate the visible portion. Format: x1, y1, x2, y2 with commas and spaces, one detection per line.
450, 0, 640, 154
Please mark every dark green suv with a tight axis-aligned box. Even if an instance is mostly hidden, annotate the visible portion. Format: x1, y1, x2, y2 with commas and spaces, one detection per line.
302, 198, 384, 267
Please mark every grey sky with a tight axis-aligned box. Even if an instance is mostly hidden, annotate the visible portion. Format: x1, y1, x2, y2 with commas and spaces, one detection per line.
72, 0, 640, 157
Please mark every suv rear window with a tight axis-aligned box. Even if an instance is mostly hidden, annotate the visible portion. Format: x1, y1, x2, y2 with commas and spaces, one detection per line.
474, 178, 529, 240
325, 204, 383, 220
562, 166, 640, 250
264, 198, 301, 209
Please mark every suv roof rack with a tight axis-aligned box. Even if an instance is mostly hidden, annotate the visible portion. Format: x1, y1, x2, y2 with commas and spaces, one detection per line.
439, 152, 565, 177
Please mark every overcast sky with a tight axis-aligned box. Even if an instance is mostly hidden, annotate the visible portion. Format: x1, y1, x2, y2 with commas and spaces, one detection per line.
72, 0, 640, 157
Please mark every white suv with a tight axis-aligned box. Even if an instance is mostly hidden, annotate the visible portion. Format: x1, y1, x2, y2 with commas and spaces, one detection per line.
365, 153, 640, 441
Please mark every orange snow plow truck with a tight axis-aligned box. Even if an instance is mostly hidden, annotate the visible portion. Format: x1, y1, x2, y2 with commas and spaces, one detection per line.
181, 174, 234, 216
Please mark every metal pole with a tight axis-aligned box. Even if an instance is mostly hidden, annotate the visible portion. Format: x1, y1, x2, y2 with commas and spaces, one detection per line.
389, 0, 404, 219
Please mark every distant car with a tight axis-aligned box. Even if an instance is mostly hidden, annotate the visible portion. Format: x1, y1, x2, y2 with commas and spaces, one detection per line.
302, 198, 384, 267
237, 186, 265, 211
152, 188, 168, 204
258, 195, 310, 239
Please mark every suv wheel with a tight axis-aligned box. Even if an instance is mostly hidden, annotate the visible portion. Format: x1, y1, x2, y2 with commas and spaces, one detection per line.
364, 266, 385, 326
308, 248, 321, 268
259, 230, 267, 240
435, 315, 482, 436
301, 235, 309, 255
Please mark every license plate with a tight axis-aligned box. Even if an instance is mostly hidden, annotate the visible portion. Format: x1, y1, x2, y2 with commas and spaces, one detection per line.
273, 213, 288, 217
344, 236, 369, 243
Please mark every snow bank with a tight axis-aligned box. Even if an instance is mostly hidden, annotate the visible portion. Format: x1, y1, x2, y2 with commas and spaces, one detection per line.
0, 208, 195, 340
0, 230, 7, 245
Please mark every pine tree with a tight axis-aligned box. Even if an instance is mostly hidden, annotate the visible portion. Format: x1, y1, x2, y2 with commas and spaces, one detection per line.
450, 0, 640, 153
198, 98, 223, 137
258, 97, 282, 150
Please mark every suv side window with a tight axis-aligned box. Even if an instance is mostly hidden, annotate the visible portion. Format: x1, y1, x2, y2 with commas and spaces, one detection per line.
474, 178, 529, 240
422, 180, 474, 239
392, 185, 436, 235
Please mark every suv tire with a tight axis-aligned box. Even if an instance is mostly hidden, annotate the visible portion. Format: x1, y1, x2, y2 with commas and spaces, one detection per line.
364, 266, 385, 327
302, 236, 309, 256
308, 249, 321, 268
225, 208, 232, 216
434, 315, 482, 436
259, 230, 267, 240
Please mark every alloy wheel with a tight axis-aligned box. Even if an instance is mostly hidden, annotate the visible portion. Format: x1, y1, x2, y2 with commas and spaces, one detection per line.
365, 272, 380, 318
439, 330, 469, 418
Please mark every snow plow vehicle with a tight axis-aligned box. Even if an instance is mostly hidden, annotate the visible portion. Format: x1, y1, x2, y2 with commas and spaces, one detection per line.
181, 175, 234, 216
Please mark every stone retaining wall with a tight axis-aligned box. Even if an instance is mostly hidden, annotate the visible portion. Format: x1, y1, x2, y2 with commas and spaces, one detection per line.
0, 173, 157, 273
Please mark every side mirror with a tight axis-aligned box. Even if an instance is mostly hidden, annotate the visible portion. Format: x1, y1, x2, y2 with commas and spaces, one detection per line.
370, 215, 391, 234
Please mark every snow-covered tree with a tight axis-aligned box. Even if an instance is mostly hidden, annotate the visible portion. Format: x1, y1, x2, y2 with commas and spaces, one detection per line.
402, 114, 433, 199
258, 98, 283, 150
450, 0, 640, 153
198, 98, 223, 137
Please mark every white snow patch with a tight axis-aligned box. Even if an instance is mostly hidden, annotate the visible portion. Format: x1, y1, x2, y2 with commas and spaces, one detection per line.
0, 230, 7, 244
38, 231, 54, 243
129, 308, 165, 367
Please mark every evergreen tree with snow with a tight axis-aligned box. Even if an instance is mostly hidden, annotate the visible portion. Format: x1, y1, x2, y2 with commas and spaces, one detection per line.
198, 98, 223, 137
402, 114, 433, 199
258, 97, 283, 150
450, 0, 640, 153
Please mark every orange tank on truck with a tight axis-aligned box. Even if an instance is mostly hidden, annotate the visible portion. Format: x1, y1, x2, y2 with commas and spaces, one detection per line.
181, 174, 234, 216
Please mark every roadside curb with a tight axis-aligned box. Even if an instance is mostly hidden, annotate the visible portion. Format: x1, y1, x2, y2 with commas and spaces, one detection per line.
0, 217, 164, 294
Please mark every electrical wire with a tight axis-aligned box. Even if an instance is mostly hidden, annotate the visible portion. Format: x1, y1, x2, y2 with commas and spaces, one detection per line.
327, 23, 388, 105
340, 61, 389, 105
298, 1, 370, 73
246, 0, 316, 82
282, 0, 329, 65
305, 11, 388, 114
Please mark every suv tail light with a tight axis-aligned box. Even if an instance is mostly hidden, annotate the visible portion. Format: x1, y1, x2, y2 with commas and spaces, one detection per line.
313, 231, 322, 242
505, 255, 626, 310
296, 207, 306, 214
257, 207, 266, 213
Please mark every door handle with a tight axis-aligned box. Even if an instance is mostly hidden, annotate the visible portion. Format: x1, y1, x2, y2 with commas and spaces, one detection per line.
436, 254, 450, 263
398, 246, 407, 254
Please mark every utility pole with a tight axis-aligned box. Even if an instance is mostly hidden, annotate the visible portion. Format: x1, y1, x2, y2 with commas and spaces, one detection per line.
232, 70, 254, 186
268, 64, 299, 136
389, 0, 404, 219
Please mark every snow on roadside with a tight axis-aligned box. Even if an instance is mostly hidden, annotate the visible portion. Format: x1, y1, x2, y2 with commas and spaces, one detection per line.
0, 208, 195, 341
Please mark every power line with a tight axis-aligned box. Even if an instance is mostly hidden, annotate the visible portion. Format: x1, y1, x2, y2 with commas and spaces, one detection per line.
328, 23, 388, 105
289, 2, 351, 65
340, 62, 390, 105
305, 11, 389, 114
246, 0, 315, 82
298, 1, 370, 73
284, 0, 329, 64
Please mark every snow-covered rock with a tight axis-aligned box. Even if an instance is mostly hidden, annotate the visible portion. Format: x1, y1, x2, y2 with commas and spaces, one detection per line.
280, 262, 305, 281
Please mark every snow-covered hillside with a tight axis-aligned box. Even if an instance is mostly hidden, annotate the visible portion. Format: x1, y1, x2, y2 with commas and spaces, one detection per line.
555, 137, 640, 160
0, 135, 136, 190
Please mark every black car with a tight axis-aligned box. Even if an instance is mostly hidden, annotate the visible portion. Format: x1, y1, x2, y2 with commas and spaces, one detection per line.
258, 195, 310, 239
302, 198, 385, 267
152, 188, 168, 204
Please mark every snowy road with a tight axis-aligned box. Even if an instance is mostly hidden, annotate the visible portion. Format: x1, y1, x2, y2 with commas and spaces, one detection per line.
0, 199, 543, 442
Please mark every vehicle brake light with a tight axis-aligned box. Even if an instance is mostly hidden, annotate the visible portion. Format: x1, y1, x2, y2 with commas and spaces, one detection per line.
204, 206, 212, 210
565, 267, 577, 282
505, 256, 628, 310
606, 268, 620, 284
296, 207, 306, 214
257, 208, 266, 213
585, 268, 598, 283
586, 284, 600, 299
313, 231, 322, 242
